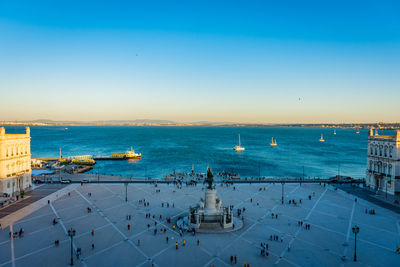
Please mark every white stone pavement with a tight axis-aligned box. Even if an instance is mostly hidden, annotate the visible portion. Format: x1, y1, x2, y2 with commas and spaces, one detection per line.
0, 182, 399, 267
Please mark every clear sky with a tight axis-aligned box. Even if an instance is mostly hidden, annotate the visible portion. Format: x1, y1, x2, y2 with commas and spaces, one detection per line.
0, 0, 399, 123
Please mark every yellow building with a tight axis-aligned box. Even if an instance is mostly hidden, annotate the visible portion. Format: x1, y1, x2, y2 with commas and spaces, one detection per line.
0, 127, 32, 196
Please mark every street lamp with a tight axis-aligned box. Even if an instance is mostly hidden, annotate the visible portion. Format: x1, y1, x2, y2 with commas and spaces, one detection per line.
352, 225, 359, 262
125, 182, 128, 202
67, 228, 76, 266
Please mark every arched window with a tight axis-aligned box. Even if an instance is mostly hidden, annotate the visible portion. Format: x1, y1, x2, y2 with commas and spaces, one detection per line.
389, 147, 393, 157
383, 165, 387, 175
379, 146, 382, 156
388, 165, 392, 176
374, 163, 377, 172
378, 162, 382, 173
369, 161, 373, 171
375, 147, 378, 155
384, 146, 388, 157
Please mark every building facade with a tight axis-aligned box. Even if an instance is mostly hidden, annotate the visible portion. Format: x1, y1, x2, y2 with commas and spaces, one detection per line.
366, 129, 400, 195
0, 127, 32, 196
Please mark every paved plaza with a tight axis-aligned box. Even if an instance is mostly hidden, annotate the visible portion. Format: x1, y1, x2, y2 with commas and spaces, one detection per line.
0, 182, 399, 267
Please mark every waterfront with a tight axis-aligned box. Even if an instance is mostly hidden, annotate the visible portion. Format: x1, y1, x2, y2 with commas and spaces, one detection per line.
13, 126, 381, 180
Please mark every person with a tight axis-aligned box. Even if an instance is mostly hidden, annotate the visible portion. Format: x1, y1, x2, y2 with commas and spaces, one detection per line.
55, 240, 59, 246
53, 218, 57, 225
91, 229, 94, 236
230, 256, 233, 263
234, 256, 237, 264
92, 243, 95, 249
183, 239, 186, 246
128, 224, 130, 230
175, 242, 178, 250
166, 236, 169, 243
138, 239, 140, 246
197, 239, 200, 246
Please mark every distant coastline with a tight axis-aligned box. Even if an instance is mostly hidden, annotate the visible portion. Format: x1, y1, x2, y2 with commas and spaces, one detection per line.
1, 119, 399, 129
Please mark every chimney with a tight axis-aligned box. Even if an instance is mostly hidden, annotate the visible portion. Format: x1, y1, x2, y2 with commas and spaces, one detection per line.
369, 128, 373, 137
395, 130, 400, 142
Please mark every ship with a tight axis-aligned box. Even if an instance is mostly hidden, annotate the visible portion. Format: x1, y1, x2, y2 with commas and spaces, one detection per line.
111, 147, 141, 159
270, 137, 277, 146
333, 129, 336, 135
356, 129, 360, 134
234, 134, 245, 151
319, 134, 325, 142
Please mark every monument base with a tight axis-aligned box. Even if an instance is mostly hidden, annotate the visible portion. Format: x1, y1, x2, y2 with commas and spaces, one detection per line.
189, 187, 234, 230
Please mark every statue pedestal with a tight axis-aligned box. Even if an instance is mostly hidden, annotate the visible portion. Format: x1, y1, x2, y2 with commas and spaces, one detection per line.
189, 187, 234, 230
204, 189, 217, 214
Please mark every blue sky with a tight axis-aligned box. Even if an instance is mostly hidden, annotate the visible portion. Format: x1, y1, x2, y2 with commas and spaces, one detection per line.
0, 0, 399, 123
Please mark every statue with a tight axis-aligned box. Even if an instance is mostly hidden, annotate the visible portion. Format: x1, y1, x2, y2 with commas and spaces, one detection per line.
206, 167, 213, 189
188, 166, 235, 230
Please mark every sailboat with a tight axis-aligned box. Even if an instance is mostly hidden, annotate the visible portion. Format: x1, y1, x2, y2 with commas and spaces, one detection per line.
234, 134, 245, 151
270, 137, 277, 147
319, 134, 325, 142
333, 129, 336, 135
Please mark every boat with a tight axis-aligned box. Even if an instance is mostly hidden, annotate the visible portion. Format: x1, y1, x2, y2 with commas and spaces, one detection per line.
111, 147, 141, 159
270, 137, 277, 147
319, 134, 325, 142
333, 129, 336, 135
356, 129, 360, 134
234, 134, 245, 151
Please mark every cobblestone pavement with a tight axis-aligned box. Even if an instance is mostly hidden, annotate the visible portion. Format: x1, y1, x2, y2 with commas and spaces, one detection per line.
0, 183, 399, 267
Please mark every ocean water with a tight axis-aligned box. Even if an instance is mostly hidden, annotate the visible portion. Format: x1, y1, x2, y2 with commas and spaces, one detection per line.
4, 126, 380, 179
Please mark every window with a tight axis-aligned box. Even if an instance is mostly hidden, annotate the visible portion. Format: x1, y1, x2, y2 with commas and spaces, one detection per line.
383, 165, 387, 175
7, 182, 10, 188
379, 146, 382, 156
374, 163, 377, 172
370, 146, 373, 155
388, 165, 392, 176
375, 147, 378, 155
378, 163, 381, 173
369, 161, 373, 171
389, 147, 393, 157
384, 146, 387, 157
